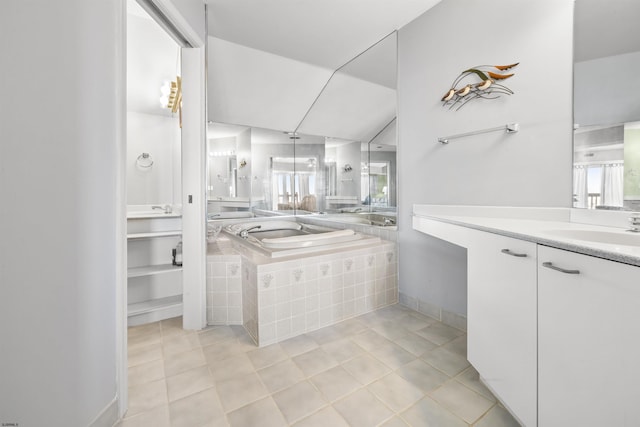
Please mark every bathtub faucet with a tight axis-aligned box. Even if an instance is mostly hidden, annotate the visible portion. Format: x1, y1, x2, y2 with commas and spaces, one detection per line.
629, 214, 640, 233
239, 225, 261, 239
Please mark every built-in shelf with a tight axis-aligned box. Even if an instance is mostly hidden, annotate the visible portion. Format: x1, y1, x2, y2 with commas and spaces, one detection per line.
126, 211, 183, 326
127, 231, 182, 240
127, 295, 183, 317
128, 264, 182, 278
127, 213, 182, 219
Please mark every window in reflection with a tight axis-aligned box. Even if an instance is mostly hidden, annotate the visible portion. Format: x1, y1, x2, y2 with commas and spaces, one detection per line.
270, 157, 317, 213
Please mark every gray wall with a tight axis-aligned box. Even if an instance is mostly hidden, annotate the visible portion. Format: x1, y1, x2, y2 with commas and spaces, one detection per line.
397, 0, 574, 315
1, 0, 121, 425
575, 51, 640, 127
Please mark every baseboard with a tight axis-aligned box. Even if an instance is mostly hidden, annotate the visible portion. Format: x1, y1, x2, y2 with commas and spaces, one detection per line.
88, 397, 119, 427
399, 292, 467, 332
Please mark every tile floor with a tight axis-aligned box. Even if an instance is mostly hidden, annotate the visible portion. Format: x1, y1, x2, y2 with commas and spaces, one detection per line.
118, 304, 521, 427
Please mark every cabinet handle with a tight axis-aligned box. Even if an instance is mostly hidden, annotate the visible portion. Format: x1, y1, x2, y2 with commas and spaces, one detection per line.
542, 261, 580, 275
501, 249, 527, 258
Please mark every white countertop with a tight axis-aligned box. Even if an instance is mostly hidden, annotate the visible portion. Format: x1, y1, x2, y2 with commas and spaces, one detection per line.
413, 205, 640, 266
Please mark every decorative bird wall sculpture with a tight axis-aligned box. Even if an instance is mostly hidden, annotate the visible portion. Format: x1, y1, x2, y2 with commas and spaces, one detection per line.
441, 63, 518, 110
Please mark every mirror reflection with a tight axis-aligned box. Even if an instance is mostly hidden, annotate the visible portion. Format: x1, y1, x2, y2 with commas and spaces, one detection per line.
573, 0, 640, 211
206, 31, 397, 224
206, 124, 397, 220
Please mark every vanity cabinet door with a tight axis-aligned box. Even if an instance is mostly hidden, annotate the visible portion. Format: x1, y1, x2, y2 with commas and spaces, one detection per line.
538, 246, 640, 427
467, 231, 537, 427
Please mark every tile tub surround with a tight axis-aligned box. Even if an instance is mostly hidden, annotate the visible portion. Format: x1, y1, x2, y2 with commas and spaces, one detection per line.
207, 240, 244, 326
120, 306, 520, 427
207, 237, 399, 346
252, 240, 398, 346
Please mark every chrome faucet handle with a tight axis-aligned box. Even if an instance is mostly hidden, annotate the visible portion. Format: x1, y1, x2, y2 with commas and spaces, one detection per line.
629, 214, 640, 232
239, 225, 261, 238
164, 204, 173, 214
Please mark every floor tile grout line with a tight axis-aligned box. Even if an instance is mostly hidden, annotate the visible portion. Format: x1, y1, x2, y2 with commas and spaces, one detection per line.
452, 374, 497, 403
125, 305, 512, 427
469, 401, 499, 426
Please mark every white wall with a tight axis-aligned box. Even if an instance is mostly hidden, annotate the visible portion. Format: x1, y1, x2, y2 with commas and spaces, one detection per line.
575, 51, 640, 127
208, 37, 333, 132
296, 72, 397, 142
0, 0, 122, 425
127, 112, 182, 205
208, 36, 396, 145
397, 0, 574, 315
127, 12, 180, 117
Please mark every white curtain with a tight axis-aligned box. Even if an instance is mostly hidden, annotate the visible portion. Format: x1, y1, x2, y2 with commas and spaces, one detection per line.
573, 165, 588, 208
297, 174, 310, 199
602, 163, 624, 207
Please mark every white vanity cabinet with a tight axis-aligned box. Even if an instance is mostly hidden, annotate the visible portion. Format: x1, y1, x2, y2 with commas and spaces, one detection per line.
467, 230, 537, 427
538, 246, 640, 427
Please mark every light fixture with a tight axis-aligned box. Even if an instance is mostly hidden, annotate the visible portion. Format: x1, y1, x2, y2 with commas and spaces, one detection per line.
208, 150, 236, 157
167, 76, 182, 113
159, 81, 171, 107
159, 76, 183, 127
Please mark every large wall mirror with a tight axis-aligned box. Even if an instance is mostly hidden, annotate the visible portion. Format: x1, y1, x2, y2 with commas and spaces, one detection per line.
573, 0, 640, 211
206, 31, 398, 223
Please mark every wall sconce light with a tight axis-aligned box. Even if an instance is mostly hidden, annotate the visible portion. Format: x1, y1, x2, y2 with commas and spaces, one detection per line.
343, 164, 353, 172
159, 76, 182, 127
239, 159, 247, 168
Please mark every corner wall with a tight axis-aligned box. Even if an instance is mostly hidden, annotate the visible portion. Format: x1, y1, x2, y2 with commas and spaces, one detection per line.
0, 1, 122, 425
397, 0, 574, 315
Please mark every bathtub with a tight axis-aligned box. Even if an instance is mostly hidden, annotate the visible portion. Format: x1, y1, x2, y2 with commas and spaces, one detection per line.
224, 220, 379, 258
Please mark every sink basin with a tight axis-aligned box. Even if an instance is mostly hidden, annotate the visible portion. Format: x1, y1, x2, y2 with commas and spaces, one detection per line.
543, 229, 640, 247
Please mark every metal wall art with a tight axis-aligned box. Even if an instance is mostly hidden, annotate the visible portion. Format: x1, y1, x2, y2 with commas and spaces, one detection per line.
441, 63, 518, 110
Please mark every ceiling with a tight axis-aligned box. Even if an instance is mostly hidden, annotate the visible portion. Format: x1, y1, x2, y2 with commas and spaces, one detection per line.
205, 0, 442, 71
574, 0, 640, 62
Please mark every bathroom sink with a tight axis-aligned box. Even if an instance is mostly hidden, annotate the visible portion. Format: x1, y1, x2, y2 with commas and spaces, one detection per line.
543, 229, 640, 247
